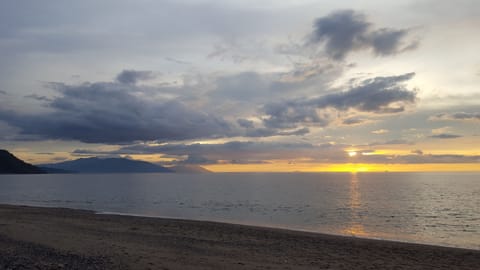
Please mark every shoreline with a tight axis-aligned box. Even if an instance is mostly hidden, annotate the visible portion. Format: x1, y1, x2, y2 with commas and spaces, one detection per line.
4, 202, 477, 251
1, 204, 479, 269
96, 210, 476, 251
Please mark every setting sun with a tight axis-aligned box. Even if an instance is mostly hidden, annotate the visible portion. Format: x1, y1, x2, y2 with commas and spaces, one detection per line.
348, 151, 357, 157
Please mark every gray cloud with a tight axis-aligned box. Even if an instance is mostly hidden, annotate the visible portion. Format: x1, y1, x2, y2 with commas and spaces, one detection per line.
429, 133, 462, 139
116, 70, 156, 85
342, 117, 365, 125
369, 139, 413, 146
0, 77, 234, 143
0, 70, 323, 143
180, 155, 217, 165
237, 118, 255, 128
24, 94, 52, 102
0, 90, 6, 95
308, 10, 417, 60
431, 112, 480, 121
164, 57, 191, 65
312, 72, 416, 112
263, 73, 416, 128
395, 154, 479, 164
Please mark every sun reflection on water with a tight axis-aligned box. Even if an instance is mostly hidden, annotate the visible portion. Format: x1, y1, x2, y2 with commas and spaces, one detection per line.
342, 172, 369, 237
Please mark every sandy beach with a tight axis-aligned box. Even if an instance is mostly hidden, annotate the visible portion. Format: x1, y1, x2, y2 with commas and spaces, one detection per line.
0, 204, 478, 270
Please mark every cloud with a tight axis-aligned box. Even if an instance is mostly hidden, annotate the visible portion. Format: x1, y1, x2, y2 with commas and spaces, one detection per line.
342, 117, 365, 125
24, 94, 52, 102
431, 112, 480, 121
369, 139, 413, 146
429, 133, 462, 139
308, 10, 418, 60
180, 155, 217, 165
116, 70, 156, 85
0, 70, 323, 143
263, 73, 416, 128
313, 73, 416, 112
0, 90, 6, 95
237, 118, 255, 128
0, 76, 234, 143
371, 129, 389, 134
397, 154, 479, 164
411, 149, 423, 155
164, 57, 191, 65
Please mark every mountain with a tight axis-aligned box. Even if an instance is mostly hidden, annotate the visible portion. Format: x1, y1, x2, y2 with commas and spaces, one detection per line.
168, 165, 212, 174
0, 149, 45, 174
40, 157, 173, 174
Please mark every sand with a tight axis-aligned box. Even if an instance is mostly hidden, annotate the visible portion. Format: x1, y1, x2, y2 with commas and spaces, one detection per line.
0, 204, 478, 270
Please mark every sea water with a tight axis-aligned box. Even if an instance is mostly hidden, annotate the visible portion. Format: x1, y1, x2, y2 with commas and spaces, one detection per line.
0, 172, 478, 250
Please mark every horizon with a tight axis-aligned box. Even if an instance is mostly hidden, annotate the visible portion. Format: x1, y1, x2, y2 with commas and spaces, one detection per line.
1, 1, 479, 172
6, 151, 480, 173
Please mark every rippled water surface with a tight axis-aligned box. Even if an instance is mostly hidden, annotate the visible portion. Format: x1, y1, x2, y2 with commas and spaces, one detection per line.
0, 172, 479, 249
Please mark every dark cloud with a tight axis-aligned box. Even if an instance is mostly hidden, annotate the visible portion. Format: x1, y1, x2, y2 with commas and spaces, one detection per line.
263, 73, 416, 128
24, 94, 52, 102
0, 71, 323, 143
369, 28, 411, 56
342, 117, 364, 125
0, 79, 234, 143
116, 70, 156, 85
0, 90, 6, 95
308, 10, 418, 60
313, 72, 416, 112
429, 133, 462, 139
180, 155, 217, 165
263, 101, 330, 129
432, 112, 480, 121
237, 118, 255, 128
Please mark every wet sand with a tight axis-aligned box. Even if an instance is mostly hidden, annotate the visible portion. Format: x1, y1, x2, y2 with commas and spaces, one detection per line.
0, 204, 478, 269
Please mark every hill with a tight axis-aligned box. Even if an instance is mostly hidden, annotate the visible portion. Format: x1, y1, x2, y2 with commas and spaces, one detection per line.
40, 157, 173, 174
0, 150, 45, 174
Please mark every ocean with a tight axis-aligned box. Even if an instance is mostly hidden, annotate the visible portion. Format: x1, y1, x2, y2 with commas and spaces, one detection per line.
0, 172, 478, 250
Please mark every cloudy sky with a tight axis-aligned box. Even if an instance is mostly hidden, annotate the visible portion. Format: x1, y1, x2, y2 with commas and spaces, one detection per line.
1, 0, 479, 171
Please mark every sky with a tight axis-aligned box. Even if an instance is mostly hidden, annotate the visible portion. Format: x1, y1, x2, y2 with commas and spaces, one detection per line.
0, 0, 479, 172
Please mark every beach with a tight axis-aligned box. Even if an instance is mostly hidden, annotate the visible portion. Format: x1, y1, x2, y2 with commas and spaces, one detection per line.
0, 204, 478, 270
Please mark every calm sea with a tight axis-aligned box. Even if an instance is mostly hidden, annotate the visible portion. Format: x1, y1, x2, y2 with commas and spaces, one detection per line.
0, 172, 479, 250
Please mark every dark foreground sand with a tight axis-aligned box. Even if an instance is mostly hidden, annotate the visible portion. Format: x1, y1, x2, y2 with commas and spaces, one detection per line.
0, 204, 478, 270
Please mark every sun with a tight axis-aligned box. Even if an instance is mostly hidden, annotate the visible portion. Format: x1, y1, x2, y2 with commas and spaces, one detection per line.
348, 151, 357, 157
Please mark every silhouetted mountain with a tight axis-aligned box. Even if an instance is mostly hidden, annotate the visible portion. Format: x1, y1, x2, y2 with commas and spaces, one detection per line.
0, 149, 45, 174
169, 165, 212, 174
40, 157, 173, 174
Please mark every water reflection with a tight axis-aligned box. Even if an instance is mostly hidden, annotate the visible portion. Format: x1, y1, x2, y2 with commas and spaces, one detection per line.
342, 172, 369, 237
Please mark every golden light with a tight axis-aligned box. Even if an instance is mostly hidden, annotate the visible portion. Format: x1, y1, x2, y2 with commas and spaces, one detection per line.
203, 162, 480, 173
348, 151, 357, 157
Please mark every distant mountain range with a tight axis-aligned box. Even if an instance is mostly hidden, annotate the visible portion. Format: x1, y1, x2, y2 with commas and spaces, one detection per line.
1, 149, 211, 174
39, 157, 211, 174
39, 157, 173, 174
0, 150, 45, 174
